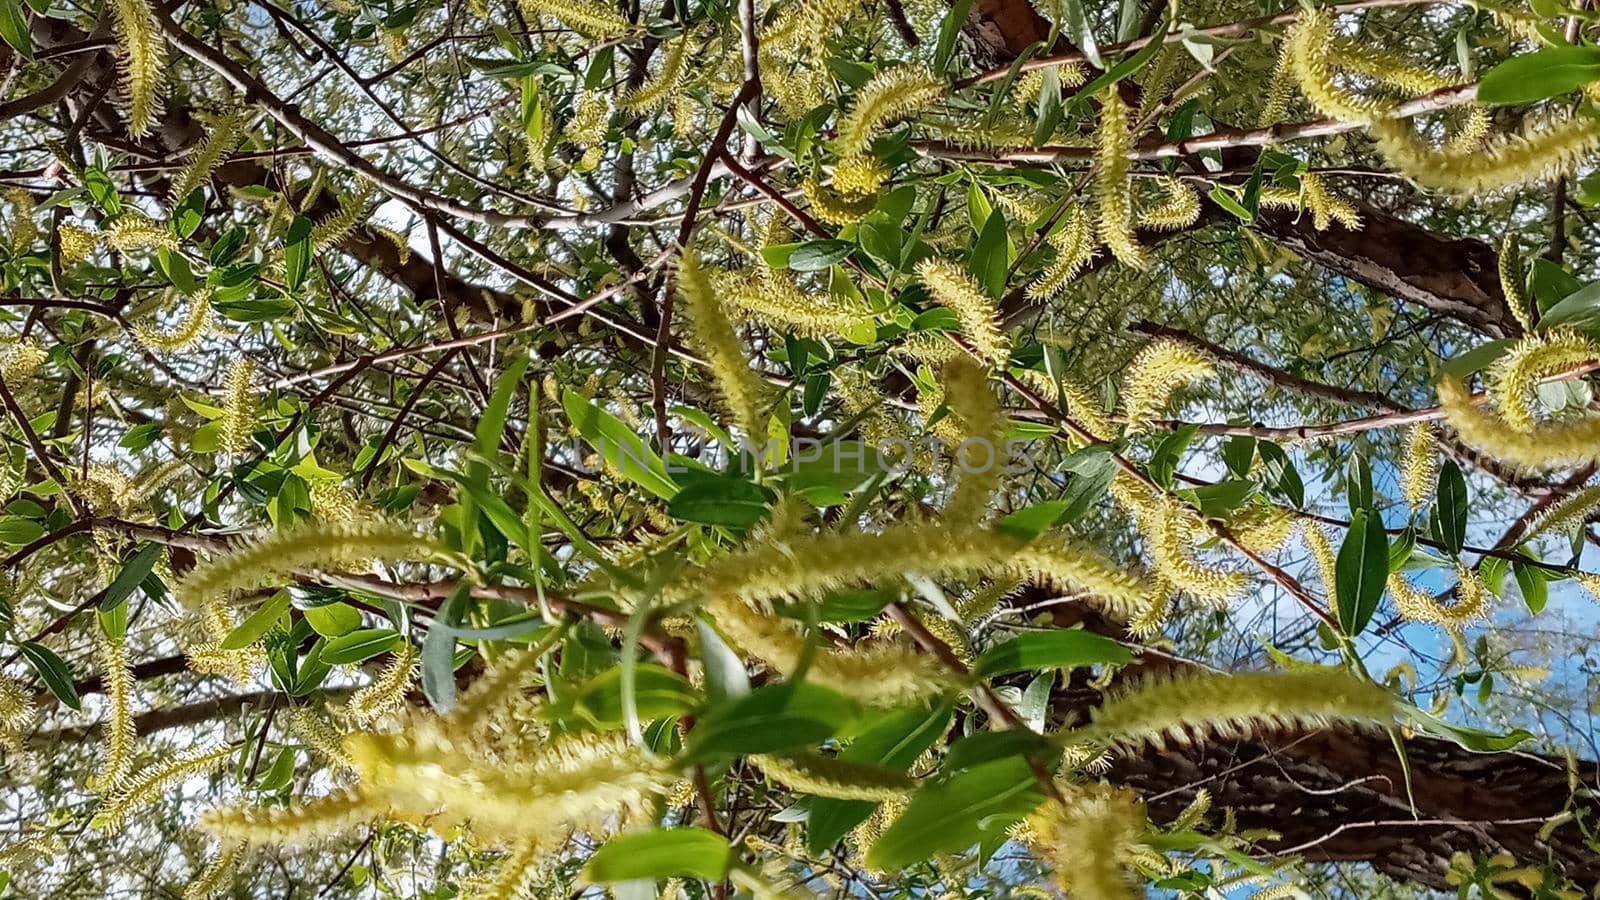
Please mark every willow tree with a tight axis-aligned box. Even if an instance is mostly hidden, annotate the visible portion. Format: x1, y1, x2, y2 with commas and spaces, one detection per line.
0, 0, 1598, 894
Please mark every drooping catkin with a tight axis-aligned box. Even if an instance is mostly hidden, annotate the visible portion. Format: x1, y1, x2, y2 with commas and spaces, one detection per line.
0, 674, 35, 752
1302, 522, 1340, 611
915, 258, 1009, 367
171, 110, 247, 204
717, 268, 873, 336
94, 744, 235, 829
105, 215, 178, 253
110, 0, 167, 136
1094, 88, 1147, 269
4, 189, 35, 253
1120, 339, 1213, 429
679, 252, 767, 440
174, 518, 436, 608
1499, 237, 1533, 332
1438, 375, 1600, 470
1021, 782, 1146, 900
200, 788, 379, 846
1063, 668, 1395, 753
94, 630, 139, 791
941, 357, 1006, 523
1285, 9, 1393, 124
347, 642, 420, 724
58, 224, 100, 266
1149, 499, 1247, 604
1372, 114, 1600, 196
1488, 331, 1598, 433
1138, 177, 1200, 230
285, 705, 355, 770
1400, 423, 1438, 509
182, 842, 242, 900
1027, 209, 1095, 300
133, 290, 213, 354
835, 65, 943, 158
519, 0, 632, 37
624, 34, 690, 112
1331, 39, 1452, 95
749, 753, 914, 800
1523, 485, 1600, 541
218, 358, 255, 455
1389, 564, 1491, 631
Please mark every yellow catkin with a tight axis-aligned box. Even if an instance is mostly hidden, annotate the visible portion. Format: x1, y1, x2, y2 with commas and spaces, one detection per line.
171, 110, 246, 204
1094, 88, 1147, 269
519, 0, 632, 37
749, 753, 913, 800
915, 258, 1009, 367
625, 35, 690, 112
110, 0, 166, 136
105, 215, 177, 253
1499, 237, 1533, 333
94, 631, 139, 791
1120, 339, 1213, 428
761, 0, 863, 49
133, 289, 213, 353
94, 744, 235, 829
679, 252, 766, 440
285, 705, 355, 770
1438, 375, 1600, 469
1400, 422, 1438, 509
5, 189, 36, 252
199, 789, 379, 846
717, 269, 873, 336
1372, 114, 1600, 196
57, 224, 99, 266
1286, 9, 1394, 124
680, 523, 1148, 618
174, 518, 435, 608
830, 153, 889, 197
347, 642, 420, 724
341, 726, 668, 842
1258, 174, 1361, 231
0, 674, 35, 752
802, 177, 878, 225
1488, 330, 1598, 433
1228, 504, 1295, 554
1389, 564, 1491, 631
941, 357, 1006, 524
218, 358, 255, 455
471, 837, 547, 900
1445, 106, 1490, 155
1331, 39, 1452, 95
835, 65, 944, 157
1149, 500, 1247, 604
0, 337, 47, 383
1138, 177, 1201, 230
1064, 668, 1395, 753
1027, 210, 1095, 299
1525, 485, 1600, 541
182, 842, 242, 900
1022, 782, 1146, 900
1258, 40, 1295, 128
311, 186, 371, 251
1302, 522, 1340, 612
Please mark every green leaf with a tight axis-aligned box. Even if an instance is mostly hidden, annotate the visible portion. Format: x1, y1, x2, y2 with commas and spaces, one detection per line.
0, 0, 32, 59
1256, 441, 1303, 507
1535, 279, 1600, 332
321, 628, 401, 664
1335, 508, 1387, 637
475, 353, 531, 463
221, 591, 292, 650
998, 500, 1072, 540
934, 0, 976, 74
584, 828, 732, 884
573, 664, 698, 726
1476, 47, 1600, 105
970, 208, 1010, 300
1512, 559, 1549, 614
283, 214, 313, 292
806, 704, 953, 855
1531, 258, 1582, 310
303, 601, 362, 637
100, 542, 162, 611
1433, 460, 1468, 556
0, 517, 44, 546
865, 756, 1045, 869
173, 188, 205, 239
667, 477, 774, 528
685, 683, 854, 761
1442, 339, 1515, 379
1221, 435, 1256, 479
1209, 185, 1253, 222
974, 630, 1132, 677
1400, 704, 1532, 752
563, 388, 679, 500
1345, 453, 1373, 517
19, 641, 80, 710
422, 584, 468, 712
787, 239, 853, 272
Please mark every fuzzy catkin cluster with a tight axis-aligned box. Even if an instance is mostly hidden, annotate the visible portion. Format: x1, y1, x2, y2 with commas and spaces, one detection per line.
679, 252, 768, 440
1120, 339, 1213, 429
1438, 375, 1600, 470
1094, 88, 1146, 269
1022, 782, 1148, 900
1488, 331, 1598, 434
1372, 115, 1600, 197
914, 258, 1009, 367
